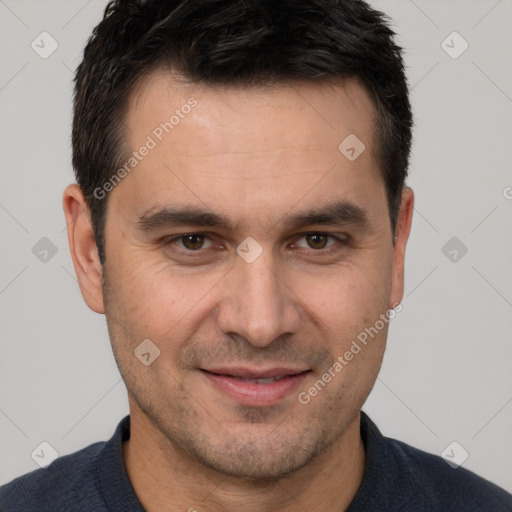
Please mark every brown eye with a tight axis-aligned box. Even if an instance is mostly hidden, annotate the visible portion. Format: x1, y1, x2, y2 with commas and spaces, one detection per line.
305, 233, 329, 249
181, 234, 206, 250
162, 233, 217, 254
293, 232, 341, 251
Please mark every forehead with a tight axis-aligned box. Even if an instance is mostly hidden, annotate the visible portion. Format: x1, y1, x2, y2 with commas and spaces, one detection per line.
125, 69, 377, 158
112, 69, 386, 230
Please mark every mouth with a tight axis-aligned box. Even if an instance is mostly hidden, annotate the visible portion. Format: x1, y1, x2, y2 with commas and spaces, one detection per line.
200, 367, 312, 406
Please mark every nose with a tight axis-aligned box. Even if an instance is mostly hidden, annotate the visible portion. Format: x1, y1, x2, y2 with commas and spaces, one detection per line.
216, 252, 302, 348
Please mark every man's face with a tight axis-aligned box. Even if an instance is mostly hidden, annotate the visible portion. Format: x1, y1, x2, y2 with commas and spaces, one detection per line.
100, 71, 405, 479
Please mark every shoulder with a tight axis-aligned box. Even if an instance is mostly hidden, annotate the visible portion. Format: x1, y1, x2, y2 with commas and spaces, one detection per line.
387, 437, 512, 510
0, 441, 105, 512
355, 412, 512, 511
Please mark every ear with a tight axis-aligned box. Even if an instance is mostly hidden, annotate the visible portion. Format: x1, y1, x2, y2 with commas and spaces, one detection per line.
62, 184, 105, 314
389, 187, 414, 309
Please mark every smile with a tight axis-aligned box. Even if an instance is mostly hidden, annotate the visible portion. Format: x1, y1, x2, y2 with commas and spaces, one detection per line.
200, 368, 311, 406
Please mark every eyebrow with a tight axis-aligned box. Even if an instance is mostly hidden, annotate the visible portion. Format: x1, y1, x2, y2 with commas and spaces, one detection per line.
136, 200, 368, 233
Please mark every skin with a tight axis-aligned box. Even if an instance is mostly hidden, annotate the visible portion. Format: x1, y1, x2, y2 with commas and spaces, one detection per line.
63, 70, 414, 511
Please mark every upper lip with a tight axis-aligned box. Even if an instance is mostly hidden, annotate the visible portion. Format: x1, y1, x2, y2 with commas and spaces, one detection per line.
201, 367, 310, 379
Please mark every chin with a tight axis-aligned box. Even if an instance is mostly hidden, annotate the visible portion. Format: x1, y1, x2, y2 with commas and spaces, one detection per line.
186, 428, 328, 481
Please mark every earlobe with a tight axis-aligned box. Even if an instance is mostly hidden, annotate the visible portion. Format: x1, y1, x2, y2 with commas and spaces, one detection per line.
62, 184, 105, 314
389, 187, 414, 309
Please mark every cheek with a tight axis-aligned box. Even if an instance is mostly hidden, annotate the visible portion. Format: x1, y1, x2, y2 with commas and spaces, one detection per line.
304, 265, 391, 402
304, 258, 392, 336
106, 249, 227, 342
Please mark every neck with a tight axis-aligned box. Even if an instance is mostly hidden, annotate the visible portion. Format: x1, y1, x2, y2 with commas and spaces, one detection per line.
123, 406, 365, 512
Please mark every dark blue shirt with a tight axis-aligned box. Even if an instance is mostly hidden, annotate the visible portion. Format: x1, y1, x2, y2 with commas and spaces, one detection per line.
1, 412, 511, 511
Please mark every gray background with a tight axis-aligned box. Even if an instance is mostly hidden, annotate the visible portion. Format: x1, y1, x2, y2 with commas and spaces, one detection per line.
1, 0, 511, 493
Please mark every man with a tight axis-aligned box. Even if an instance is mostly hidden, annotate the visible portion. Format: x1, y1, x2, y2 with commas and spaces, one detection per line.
1, 0, 510, 510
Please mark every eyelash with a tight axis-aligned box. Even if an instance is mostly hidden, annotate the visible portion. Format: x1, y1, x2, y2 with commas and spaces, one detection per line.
161, 232, 348, 256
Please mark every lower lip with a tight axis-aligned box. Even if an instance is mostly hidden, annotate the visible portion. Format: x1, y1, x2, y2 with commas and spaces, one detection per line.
201, 370, 310, 406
